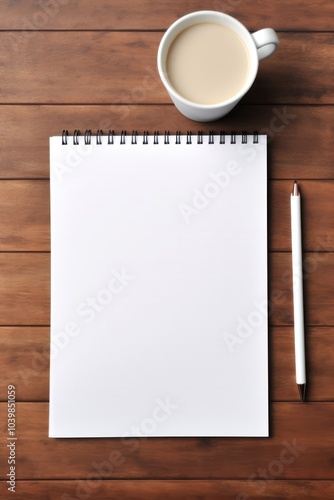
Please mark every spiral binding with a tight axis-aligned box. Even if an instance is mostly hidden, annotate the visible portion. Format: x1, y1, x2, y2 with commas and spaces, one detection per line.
61, 130, 260, 146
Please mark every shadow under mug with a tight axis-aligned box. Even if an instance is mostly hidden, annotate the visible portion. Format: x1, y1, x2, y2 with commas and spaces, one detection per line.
157, 11, 279, 122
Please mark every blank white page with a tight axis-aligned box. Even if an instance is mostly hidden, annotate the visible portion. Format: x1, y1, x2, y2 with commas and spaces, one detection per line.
49, 133, 268, 438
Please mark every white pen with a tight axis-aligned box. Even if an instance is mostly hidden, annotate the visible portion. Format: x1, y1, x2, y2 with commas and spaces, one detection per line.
290, 180, 306, 401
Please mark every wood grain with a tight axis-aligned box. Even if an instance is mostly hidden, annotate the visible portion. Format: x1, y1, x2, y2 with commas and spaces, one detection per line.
0, 0, 333, 31
0, 402, 333, 480
0, 33, 333, 104
269, 180, 334, 252
0, 327, 49, 401
0, 181, 49, 251
0, 253, 49, 326
1, 105, 333, 180
0, 0, 333, 497
1, 326, 334, 403
270, 327, 334, 402
1, 479, 334, 500
269, 253, 334, 326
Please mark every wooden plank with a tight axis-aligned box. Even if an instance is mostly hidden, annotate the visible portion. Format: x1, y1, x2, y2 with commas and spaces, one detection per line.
1, 105, 333, 180
268, 252, 334, 326
1, 326, 333, 403
270, 181, 334, 252
0, 0, 333, 31
0, 33, 333, 104
0, 327, 49, 401
0, 0, 332, 496
270, 327, 334, 402
0, 402, 333, 479
0, 180, 333, 252
0, 252, 333, 326
0, 181, 49, 251
1, 479, 334, 500
247, 33, 334, 105
0, 253, 50, 326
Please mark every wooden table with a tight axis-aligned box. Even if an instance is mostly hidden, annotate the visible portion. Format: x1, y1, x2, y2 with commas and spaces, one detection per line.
1, 1, 333, 498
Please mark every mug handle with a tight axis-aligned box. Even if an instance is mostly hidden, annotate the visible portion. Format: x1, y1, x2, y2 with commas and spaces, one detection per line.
251, 28, 279, 61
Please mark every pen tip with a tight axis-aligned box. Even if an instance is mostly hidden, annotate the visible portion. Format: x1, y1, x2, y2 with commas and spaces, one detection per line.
298, 384, 306, 401
292, 180, 299, 196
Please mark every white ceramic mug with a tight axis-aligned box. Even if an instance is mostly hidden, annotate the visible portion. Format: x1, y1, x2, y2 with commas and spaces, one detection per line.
157, 11, 279, 121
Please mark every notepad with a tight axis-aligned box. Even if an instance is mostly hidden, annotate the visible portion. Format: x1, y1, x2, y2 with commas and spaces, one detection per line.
49, 131, 268, 438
